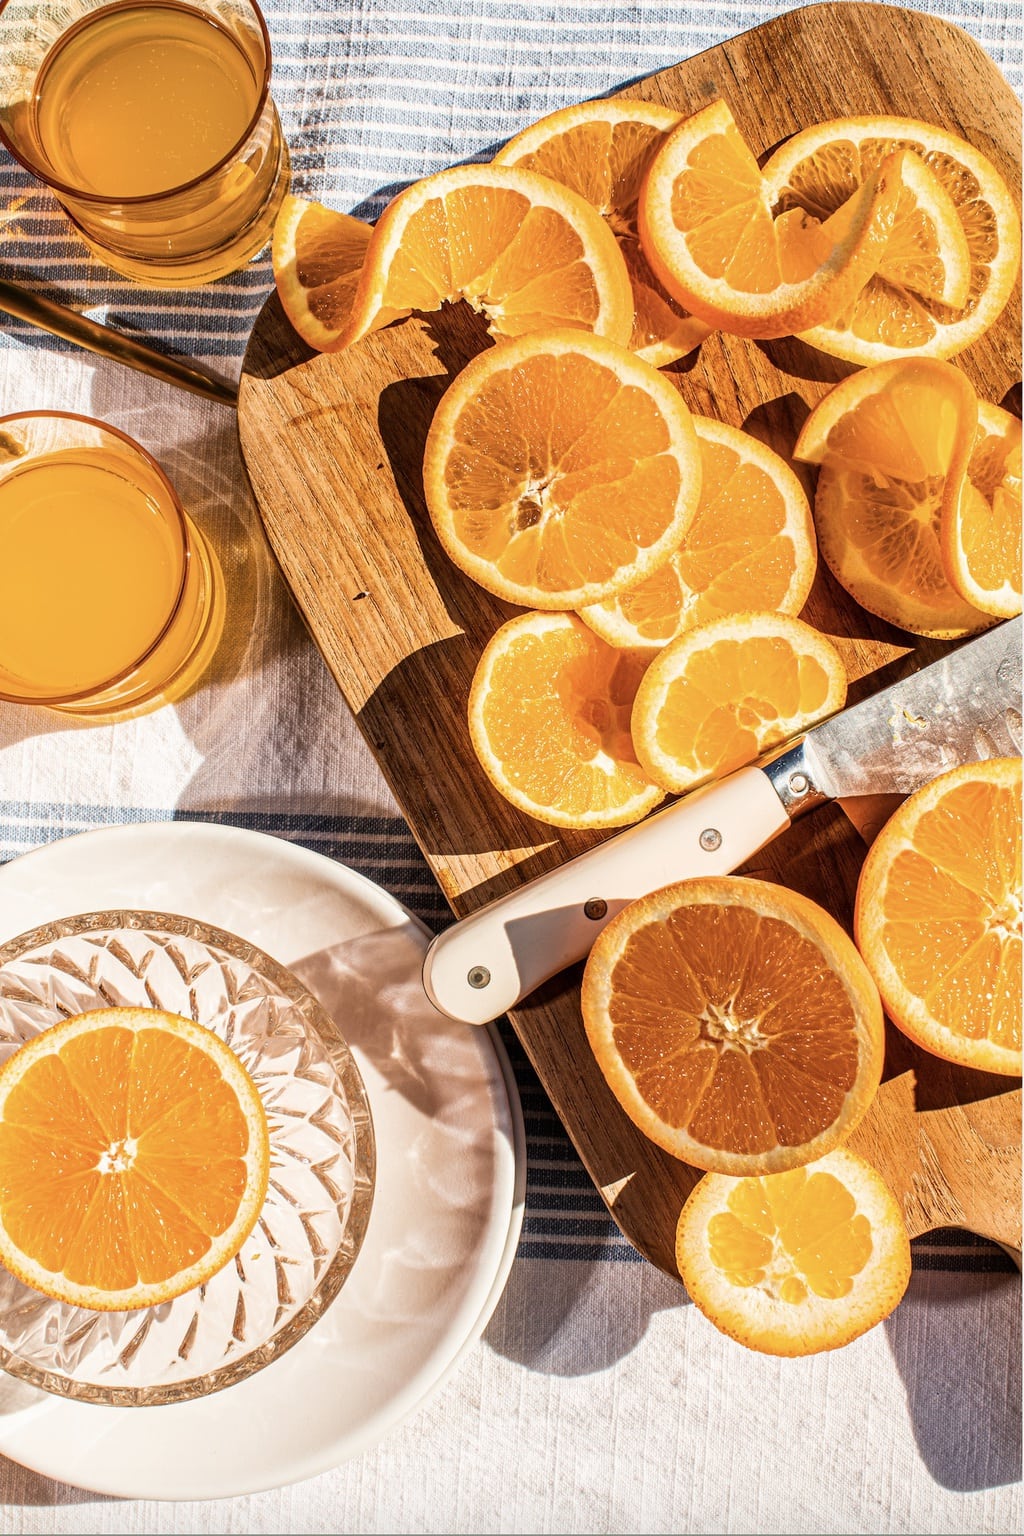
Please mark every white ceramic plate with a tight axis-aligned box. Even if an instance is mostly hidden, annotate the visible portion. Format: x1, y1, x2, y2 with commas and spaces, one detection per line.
0, 821, 526, 1499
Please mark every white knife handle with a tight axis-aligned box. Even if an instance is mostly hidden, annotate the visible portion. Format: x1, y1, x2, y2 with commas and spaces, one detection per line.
422, 765, 792, 1024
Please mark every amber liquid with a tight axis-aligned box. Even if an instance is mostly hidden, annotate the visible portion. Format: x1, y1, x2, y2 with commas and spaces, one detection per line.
0, 447, 221, 711
34, 2, 261, 197
24, 1, 287, 283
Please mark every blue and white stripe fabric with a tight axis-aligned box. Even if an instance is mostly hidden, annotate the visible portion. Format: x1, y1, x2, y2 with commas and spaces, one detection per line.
0, 4, 1020, 1527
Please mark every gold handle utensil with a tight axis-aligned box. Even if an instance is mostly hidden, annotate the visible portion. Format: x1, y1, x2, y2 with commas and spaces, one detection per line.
0, 277, 239, 408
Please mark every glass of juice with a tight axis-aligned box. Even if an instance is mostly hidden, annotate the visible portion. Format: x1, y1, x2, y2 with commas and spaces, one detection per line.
0, 0, 289, 285
0, 411, 224, 717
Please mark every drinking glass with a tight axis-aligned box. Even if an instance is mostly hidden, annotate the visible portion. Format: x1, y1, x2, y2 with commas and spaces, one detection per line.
0, 0, 290, 285
0, 410, 224, 717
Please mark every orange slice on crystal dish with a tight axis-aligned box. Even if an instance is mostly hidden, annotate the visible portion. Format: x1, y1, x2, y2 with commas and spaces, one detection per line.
794, 356, 993, 638
422, 327, 702, 610
331, 163, 635, 351
630, 611, 847, 795
762, 114, 1021, 363
493, 97, 712, 365
0, 1008, 270, 1312
855, 757, 1022, 1077
637, 98, 906, 339
273, 195, 374, 352
468, 610, 663, 829
676, 1148, 912, 1355
580, 876, 886, 1175
940, 401, 1022, 619
580, 416, 817, 651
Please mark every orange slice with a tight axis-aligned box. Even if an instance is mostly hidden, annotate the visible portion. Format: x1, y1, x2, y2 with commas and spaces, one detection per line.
630, 612, 847, 794
676, 1147, 911, 1355
762, 115, 1021, 363
941, 401, 1022, 619
493, 98, 712, 365
580, 416, 817, 651
423, 328, 702, 609
855, 757, 1022, 1077
794, 357, 993, 638
581, 875, 886, 1175
0, 1008, 270, 1311
272, 194, 373, 352
637, 99, 905, 339
468, 610, 663, 829
332, 163, 635, 351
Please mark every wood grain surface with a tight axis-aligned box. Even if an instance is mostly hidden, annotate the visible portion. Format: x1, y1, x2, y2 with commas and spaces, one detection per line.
238, 1, 1022, 1277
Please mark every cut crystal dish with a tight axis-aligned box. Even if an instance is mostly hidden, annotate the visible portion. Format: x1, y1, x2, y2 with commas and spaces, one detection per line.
0, 909, 375, 1405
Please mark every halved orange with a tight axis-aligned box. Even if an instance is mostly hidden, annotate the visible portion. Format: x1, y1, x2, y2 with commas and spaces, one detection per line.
0, 1008, 270, 1311
493, 98, 712, 365
762, 115, 1021, 363
630, 612, 847, 794
940, 401, 1022, 619
637, 99, 905, 339
676, 1147, 911, 1355
333, 163, 635, 351
468, 610, 663, 829
423, 327, 702, 609
273, 195, 373, 352
794, 357, 993, 638
581, 875, 886, 1175
855, 757, 1022, 1076
580, 416, 817, 651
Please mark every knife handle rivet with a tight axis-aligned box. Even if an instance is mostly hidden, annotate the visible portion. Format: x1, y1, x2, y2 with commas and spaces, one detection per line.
699, 828, 722, 852
467, 965, 491, 989
788, 772, 809, 795
584, 898, 608, 921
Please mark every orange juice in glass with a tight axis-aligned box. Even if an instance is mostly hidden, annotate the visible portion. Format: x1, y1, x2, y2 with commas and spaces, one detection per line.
0, 0, 289, 284
0, 412, 224, 716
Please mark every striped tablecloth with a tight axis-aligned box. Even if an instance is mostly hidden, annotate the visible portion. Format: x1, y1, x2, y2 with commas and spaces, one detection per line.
0, 2, 1020, 1531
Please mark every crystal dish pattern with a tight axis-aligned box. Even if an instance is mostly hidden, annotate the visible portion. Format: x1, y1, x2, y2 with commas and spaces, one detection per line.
0, 910, 376, 1405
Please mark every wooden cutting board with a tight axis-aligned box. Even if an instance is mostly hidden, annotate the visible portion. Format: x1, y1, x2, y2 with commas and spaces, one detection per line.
238, 1, 1022, 1277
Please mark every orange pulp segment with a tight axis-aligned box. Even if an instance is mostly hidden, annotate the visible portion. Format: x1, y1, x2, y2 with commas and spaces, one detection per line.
580, 415, 817, 651
581, 875, 886, 1175
630, 612, 847, 794
941, 401, 1022, 619
336, 163, 635, 350
637, 99, 906, 339
493, 97, 712, 365
793, 356, 993, 638
855, 756, 1022, 1077
0, 1007, 270, 1311
762, 114, 1021, 363
468, 610, 663, 829
423, 327, 702, 609
676, 1147, 911, 1355
273, 195, 374, 352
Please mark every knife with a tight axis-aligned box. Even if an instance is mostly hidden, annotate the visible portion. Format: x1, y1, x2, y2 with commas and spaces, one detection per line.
422, 617, 1022, 1025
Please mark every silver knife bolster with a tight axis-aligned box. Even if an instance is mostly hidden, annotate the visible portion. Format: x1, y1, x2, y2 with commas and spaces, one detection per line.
760, 738, 837, 818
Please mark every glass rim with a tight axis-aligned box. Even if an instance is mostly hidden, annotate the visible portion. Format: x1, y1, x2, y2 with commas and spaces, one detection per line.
0, 409, 191, 707
0, 0, 274, 207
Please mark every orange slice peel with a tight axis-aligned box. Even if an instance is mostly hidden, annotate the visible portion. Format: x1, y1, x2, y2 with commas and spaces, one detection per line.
468, 610, 663, 829
580, 416, 817, 651
493, 97, 712, 365
637, 99, 908, 340
0, 1008, 270, 1312
629, 611, 848, 795
581, 875, 886, 1176
855, 756, 1022, 1077
422, 327, 703, 610
676, 1147, 912, 1355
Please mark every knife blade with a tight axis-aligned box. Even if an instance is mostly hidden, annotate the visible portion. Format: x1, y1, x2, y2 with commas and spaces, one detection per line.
423, 617, 1021, 1025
